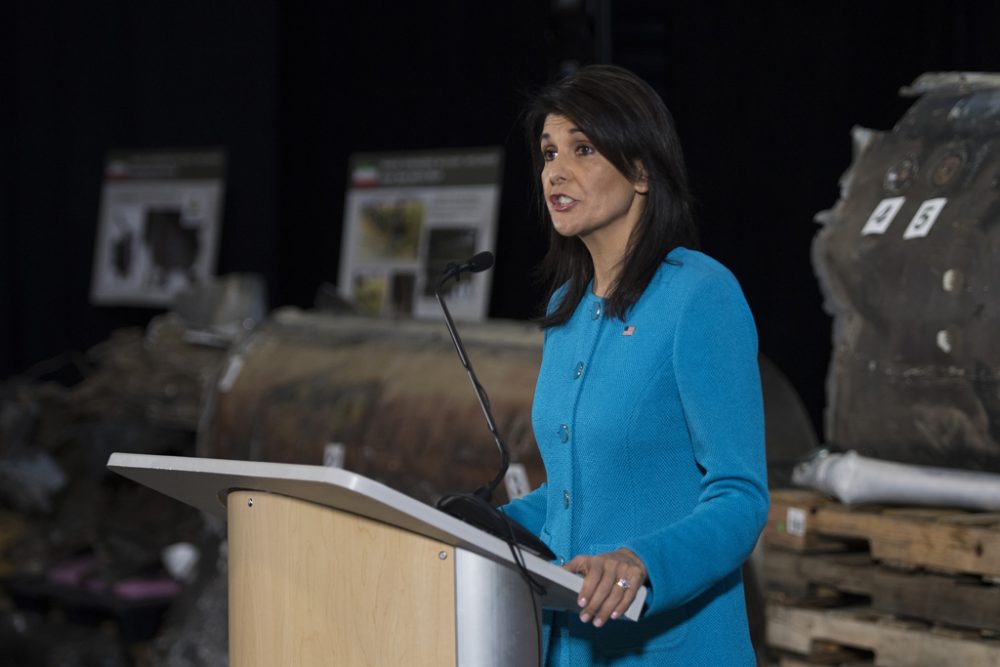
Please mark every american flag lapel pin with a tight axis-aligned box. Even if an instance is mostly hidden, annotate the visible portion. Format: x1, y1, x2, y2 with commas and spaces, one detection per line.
622, 325, 636, 336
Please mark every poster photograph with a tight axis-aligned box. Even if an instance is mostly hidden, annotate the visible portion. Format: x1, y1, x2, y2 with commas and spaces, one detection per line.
90, 149, 226, 307
352, 272, 389, 316
338, 147, 502, 321
357, 199, 424, 261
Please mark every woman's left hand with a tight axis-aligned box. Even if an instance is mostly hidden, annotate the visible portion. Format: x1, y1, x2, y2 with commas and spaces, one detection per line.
563, 548, 648, 627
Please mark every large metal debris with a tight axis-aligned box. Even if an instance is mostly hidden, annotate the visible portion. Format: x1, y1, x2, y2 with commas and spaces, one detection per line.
0, 609, 133, 667
171, 272, 268, 346
151, 521, 229, 667
0, 451, 66, 514
69, 314, 228, 430
0, 312, 229, 664
198, 309, 547, 505
813, 71, 1000, 472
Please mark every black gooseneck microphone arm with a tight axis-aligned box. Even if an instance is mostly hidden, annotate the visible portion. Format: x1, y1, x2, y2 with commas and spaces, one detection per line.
434, 251, 508, 501
434, 251, 556, 562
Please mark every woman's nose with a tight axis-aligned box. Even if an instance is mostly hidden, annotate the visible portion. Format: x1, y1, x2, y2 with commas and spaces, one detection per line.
546, 162, 568, 185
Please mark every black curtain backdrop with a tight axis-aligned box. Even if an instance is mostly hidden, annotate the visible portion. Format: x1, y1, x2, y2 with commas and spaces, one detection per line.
3, 1, 278, 380
5, 1, 1000, 438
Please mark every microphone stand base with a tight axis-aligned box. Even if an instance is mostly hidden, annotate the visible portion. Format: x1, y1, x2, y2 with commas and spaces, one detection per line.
437, 492, 557, 562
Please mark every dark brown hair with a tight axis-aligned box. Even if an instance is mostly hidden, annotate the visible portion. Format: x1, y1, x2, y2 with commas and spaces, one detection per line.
527, 65, 699, 327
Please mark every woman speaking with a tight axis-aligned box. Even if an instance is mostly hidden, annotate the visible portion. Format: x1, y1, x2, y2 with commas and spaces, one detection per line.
502, 65, 769, 666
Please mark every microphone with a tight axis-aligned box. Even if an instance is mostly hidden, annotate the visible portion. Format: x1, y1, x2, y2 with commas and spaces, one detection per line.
440, 250, 494, 284
434, 251, 556, 561
467, 251, 495, 272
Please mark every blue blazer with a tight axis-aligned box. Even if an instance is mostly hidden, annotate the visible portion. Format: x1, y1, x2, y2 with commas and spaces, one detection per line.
503, 248, 769, 666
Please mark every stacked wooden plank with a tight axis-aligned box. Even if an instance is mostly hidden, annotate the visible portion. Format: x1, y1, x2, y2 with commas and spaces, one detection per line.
763, 488, 1000, 666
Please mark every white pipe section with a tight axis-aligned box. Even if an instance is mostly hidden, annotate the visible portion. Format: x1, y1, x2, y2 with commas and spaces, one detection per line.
791, 450, 1000, 511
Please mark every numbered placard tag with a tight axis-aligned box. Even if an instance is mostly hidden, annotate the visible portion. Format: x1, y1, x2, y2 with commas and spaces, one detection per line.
903, 198, 947, 239
861, 197, 905, 235
786, 507, 807, 537
504, 463, 531, 500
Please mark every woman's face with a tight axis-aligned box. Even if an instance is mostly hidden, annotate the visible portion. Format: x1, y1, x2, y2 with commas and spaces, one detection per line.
539, 114, 647, 243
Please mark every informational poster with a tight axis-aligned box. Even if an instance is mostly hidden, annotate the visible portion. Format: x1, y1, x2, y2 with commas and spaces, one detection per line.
90, 149, 226, 306
338, 147, 502, 321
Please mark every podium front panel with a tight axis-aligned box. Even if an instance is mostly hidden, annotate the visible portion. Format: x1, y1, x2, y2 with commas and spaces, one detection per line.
228, 490, 456, 666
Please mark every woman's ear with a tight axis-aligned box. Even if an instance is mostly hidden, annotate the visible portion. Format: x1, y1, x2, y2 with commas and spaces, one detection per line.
634, 162, 650, 195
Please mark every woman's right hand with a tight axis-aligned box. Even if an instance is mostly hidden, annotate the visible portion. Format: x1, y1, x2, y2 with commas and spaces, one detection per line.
563, 547, 647, 627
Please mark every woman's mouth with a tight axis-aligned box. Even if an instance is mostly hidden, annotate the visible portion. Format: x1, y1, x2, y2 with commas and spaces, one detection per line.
549, 194, 577, 212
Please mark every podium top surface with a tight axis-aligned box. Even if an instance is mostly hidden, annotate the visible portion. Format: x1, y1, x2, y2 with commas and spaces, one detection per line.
107, 453, 646, 620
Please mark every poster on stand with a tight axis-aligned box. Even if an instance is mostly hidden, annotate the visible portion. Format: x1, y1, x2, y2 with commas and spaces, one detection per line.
338, 147, 502, 321
90, 149, 226, 307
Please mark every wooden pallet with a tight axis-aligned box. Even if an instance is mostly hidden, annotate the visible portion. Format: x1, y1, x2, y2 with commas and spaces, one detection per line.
777, 656, 873, 667
766, 488, 1000, 578
767, 601, 1000, 667
764, 548, 1000, 633
775, 642, 874, 667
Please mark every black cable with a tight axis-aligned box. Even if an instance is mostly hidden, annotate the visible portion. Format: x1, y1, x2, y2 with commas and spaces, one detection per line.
498, 509, 546, 664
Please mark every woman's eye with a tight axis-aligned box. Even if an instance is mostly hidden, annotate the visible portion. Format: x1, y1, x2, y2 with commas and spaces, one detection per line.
542, 148, 557, 161
576, 144, 595, 156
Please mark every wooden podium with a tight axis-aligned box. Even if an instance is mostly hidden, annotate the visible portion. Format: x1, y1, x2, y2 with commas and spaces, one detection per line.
107, 454, 646, 666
